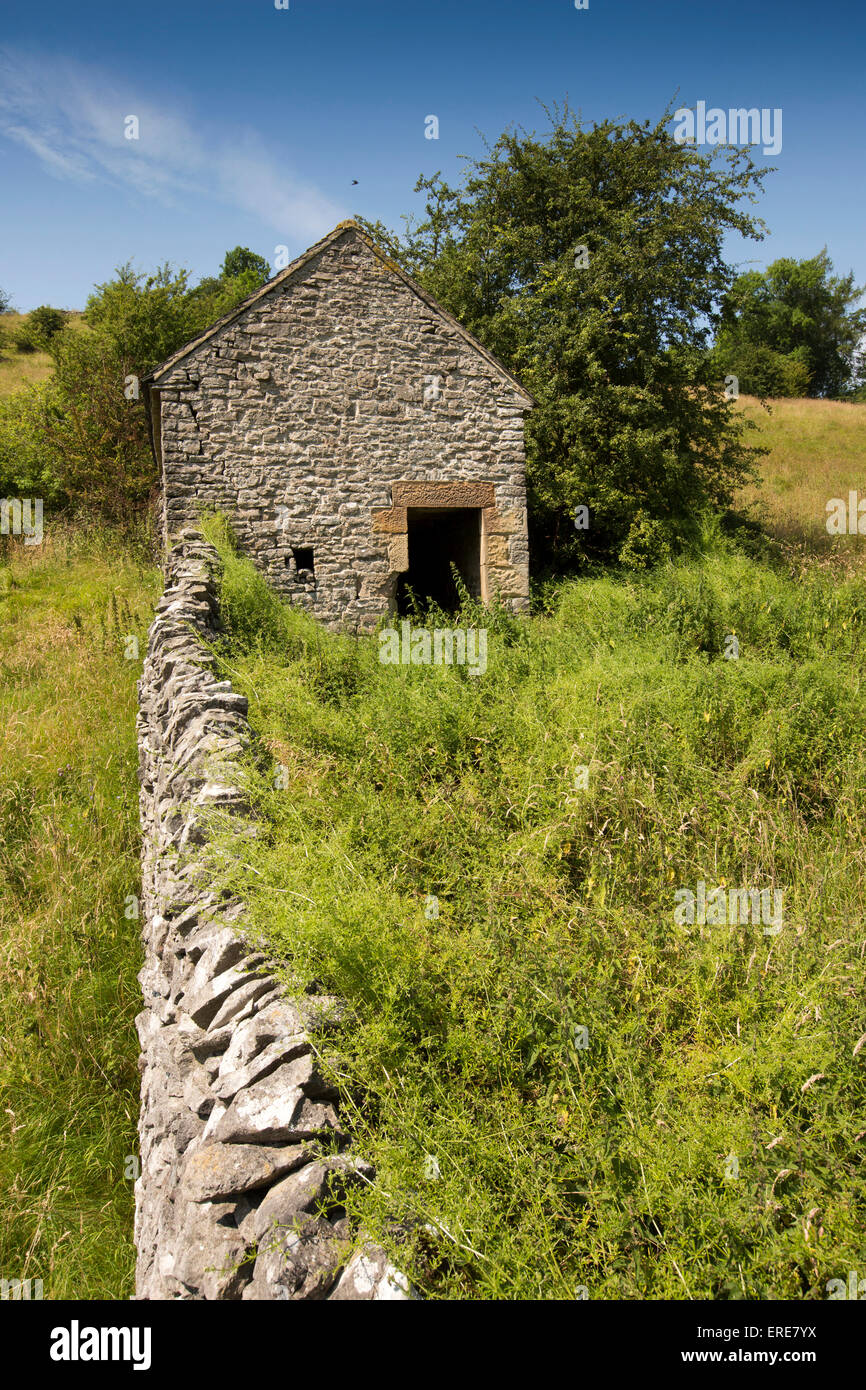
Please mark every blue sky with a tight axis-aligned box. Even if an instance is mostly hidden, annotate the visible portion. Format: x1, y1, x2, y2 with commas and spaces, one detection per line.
1, 0, 864, 310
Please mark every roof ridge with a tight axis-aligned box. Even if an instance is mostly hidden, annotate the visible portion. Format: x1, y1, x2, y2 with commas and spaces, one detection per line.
143, 221, 535, 406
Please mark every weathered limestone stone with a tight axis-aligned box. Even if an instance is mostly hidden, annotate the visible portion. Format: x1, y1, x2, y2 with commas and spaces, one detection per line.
211, 1034, 311, 1105
183, 1064, 221, 1119
242, 1220, 350, 1301
207, 973, 275, 1031
134, 537, 409, 1301
208, 1057, 341, 1146
329, 1247, 414, 1301
250, 1154, 374, 1244
251, 1161, 336, 1242
182, 1143, 317, 1203
172, 1200, 252, 1300
188, 928, 250, 984
218, 999, 308, 1074
183, 961, 270, 1029
181, 1018, 234, 1059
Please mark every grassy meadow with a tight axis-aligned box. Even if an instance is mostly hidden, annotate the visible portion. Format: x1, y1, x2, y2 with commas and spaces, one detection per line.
735, 395, 866, 556
198, 505, 866, 1301
0, 392, 862, 1300
0, 312, 84, 399
0, 527, 159, 1298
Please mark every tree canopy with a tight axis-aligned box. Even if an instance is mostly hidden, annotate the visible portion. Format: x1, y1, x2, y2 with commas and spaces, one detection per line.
220, 246, 272, 287
0, 246, 272, 521
362, 103, 774, 568
713, 251, 866, 399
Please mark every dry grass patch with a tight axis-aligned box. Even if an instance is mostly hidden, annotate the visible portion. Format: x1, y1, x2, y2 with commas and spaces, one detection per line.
0, 311, 85, 398
735, 395, 866, 554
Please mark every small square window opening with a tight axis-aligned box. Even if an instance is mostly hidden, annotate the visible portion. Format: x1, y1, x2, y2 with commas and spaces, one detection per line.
291, 547, 315, 575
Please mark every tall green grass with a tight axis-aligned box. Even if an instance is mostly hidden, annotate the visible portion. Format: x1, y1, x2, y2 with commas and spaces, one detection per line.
0, 526, 159, 1298
201, 516, 865, 1300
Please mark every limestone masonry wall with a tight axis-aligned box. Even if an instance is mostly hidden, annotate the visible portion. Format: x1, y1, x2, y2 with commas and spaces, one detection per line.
134, 533, 409, 1299
151, 226, 530, 628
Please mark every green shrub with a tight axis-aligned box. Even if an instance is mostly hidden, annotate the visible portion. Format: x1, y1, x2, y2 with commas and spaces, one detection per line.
0, 383, 57, 499
26, 305, 69, 345
618, 512, 672, 570
35, 333, 154, 521
12, 325, 38, 354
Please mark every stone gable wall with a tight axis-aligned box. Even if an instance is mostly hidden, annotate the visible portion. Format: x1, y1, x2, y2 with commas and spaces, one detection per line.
134, 533, 409, 1299
154, 230, 530, 629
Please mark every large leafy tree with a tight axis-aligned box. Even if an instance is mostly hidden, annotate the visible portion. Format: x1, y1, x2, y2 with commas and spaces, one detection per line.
362, 104, 771, 568
713, 251, 866, 399
83, 262, 196, 375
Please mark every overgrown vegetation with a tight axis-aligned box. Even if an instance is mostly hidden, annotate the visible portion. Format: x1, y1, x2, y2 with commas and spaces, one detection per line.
196, 514, 866, 1300
0, 247, 271, 522
0, 526, 159, 1298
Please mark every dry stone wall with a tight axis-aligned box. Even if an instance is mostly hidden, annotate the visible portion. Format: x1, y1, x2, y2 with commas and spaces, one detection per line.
134, 532, 409, 1300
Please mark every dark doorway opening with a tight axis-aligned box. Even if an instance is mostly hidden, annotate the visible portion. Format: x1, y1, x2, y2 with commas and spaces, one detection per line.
396, 508, 482, 615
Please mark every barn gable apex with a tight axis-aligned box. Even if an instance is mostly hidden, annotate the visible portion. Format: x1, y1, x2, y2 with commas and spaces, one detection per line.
144, 220, 535, 407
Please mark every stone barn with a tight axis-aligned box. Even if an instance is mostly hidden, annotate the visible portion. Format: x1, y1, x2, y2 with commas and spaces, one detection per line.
143, 220, 534, 629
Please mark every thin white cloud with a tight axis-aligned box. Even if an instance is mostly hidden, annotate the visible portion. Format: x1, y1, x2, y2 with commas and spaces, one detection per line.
2, 123, 97, 181
0, 47, 345, 243
219, 139, 345, 243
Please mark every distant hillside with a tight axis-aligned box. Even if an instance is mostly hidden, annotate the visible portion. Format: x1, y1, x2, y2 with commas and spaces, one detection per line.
0, 311, 84, 398
734, 394, 866, 551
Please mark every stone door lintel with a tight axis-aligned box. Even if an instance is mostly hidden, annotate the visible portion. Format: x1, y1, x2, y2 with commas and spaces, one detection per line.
371, 481, 509, 605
